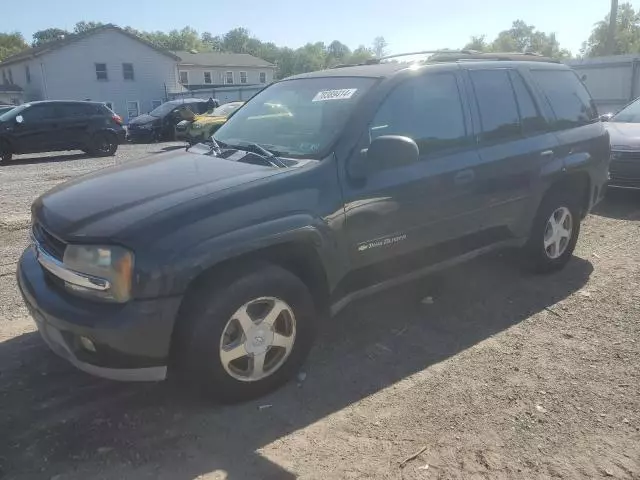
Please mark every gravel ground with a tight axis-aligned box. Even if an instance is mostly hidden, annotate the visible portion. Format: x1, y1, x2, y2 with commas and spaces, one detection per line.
0, 146, 639, 479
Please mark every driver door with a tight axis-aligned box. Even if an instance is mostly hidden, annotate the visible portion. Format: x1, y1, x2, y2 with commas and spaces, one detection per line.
341, 72, 486, 275
12, 103, 60, 153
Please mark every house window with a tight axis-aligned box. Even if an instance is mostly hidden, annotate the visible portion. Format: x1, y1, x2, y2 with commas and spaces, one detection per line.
259, 72, 267, 83
240, 71, 248, 84
179, 71, 189, 85
25, 65, 31, 84
151, 100, 163, 109
8, 68, 13, 84
123, 63, 134, 80
95, 63, 108, 81
225, 71, 234, 84
203, 71, 212, 84
127, 101, 139, 119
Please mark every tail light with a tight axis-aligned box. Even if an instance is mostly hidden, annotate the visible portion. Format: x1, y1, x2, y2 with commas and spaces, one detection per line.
112, 114, 123, 125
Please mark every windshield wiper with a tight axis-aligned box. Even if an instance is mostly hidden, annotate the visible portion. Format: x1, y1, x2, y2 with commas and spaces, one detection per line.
218, 141, 287, 168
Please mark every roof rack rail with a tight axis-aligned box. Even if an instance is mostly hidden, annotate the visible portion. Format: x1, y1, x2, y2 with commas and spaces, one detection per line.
375, 50, 479, 63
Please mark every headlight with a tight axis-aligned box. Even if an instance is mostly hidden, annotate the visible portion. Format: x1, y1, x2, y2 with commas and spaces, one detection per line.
192, 123, 203, 129
62, 245, 134, 302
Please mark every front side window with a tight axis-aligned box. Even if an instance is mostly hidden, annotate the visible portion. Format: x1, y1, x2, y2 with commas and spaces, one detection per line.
95, 63, 108, 81
123, 63, 134, 80
225, 71, 234, 84
20, 104, 58, 122
370, 73, 468, 157
216, 77, 376, 159
470, 69, 520, 142
531, 69, 598, 129
612, 97, 640, 123
179, 71, 189, 85
240, 71, 248, 84
204, 72, 212, 84
260, 72, 267, 83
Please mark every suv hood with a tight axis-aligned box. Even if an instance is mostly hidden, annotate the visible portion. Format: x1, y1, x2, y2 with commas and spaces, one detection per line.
33, 150, 280, 240
605, 122, 640, 149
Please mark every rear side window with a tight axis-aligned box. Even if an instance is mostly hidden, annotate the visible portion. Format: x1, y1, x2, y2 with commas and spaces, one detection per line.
469, 69, 520, 142
60, 103, 98, 117
509, 71, 547, 134
530, 69, 598, 129
370, 73, 469, 157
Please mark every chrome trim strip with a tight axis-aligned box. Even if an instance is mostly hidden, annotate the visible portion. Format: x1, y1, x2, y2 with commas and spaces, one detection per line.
34, 242, 111, 292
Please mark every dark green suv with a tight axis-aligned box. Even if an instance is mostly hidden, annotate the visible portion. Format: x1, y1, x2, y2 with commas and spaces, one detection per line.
18, 52, 610, 402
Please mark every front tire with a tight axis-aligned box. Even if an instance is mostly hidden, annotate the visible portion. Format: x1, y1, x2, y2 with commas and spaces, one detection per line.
523, 189, 581, 273
174, 263, 316, 403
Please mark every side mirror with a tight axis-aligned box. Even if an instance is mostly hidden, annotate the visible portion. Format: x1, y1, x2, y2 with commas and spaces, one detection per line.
349, 135, 419, 179
15, 115, 24, 124
599, 113, 613, 122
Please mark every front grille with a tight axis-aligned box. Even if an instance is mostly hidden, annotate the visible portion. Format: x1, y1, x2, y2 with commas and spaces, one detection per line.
612, 151, 640, 161
32, 222, 66, 260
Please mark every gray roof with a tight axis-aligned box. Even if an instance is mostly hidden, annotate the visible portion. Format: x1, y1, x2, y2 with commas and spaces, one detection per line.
0, 25, 180, 67
175, 51, 275, 68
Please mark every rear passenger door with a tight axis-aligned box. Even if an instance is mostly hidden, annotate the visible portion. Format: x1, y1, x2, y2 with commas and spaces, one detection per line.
463, 66, 559, 238
58, 103, 95, 149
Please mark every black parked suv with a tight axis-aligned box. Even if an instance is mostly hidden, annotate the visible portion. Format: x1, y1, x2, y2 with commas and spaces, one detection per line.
0, 100, 125, 164
17, 52, 610, 402
127, 98, 209, 142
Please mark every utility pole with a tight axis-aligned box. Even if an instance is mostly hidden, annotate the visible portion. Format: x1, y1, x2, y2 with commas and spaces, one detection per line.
605, 0, 619, 55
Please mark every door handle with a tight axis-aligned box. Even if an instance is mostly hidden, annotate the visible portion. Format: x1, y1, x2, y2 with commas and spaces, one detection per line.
540, 149, 554, 158
454, 169, 475, 185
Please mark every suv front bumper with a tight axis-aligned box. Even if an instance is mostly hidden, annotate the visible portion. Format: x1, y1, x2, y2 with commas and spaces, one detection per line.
17, 246, 182, 381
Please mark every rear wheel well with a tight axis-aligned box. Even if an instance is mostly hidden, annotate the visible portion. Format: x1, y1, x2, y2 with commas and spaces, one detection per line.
545, 172, 591, 218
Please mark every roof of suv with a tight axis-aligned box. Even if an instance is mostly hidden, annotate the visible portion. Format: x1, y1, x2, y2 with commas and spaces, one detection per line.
287, 52, 567, 81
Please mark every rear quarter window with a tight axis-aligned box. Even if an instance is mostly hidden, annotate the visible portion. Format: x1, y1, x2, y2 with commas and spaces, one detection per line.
530, 69, 598, 129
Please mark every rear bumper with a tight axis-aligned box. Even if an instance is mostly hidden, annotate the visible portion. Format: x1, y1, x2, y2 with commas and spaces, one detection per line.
17, 246, 182, 381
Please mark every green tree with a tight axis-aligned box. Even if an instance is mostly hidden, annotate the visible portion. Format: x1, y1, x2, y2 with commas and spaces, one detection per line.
464, 35, 488, 51
463, 20, 570, 58
223, 27, 251, 53
32, 28, 69, 47
582, 2, 640, 57
349, 45, 373, 64
74, 21, 104, 34
372, 36, 388, 58
0, 32, 28, 61
201, 32, 223, 51
326, 40, 351, 66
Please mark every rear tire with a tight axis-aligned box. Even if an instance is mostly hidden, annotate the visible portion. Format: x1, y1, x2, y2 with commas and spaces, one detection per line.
89, 132, 118, 156
522, 189, 581, 273
0, 140, 12, 165
174, 263, 317, 403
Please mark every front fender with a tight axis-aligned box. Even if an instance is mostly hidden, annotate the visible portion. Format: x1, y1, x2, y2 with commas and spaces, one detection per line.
138, 214, 337, 298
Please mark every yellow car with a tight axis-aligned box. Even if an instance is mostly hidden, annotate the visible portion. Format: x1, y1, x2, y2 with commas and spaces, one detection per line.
181, 102, 244, 145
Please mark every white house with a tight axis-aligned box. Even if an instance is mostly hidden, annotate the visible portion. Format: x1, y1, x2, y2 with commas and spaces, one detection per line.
0, 25, 181, 121
0, 25, 276, 121
175, 51, 275, 90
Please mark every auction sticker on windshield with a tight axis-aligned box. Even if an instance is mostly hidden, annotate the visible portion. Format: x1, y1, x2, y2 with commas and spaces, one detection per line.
312, 89, 358, 102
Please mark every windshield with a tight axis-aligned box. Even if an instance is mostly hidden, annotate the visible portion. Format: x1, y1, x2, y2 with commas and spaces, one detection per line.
149, 102, 183, 117
210, 103, 243, 117
612, 97, 640, 123
215, 77, 376, 158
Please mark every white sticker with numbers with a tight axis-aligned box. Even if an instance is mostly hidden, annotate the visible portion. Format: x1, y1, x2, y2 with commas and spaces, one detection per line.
312, 88, 358, 102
